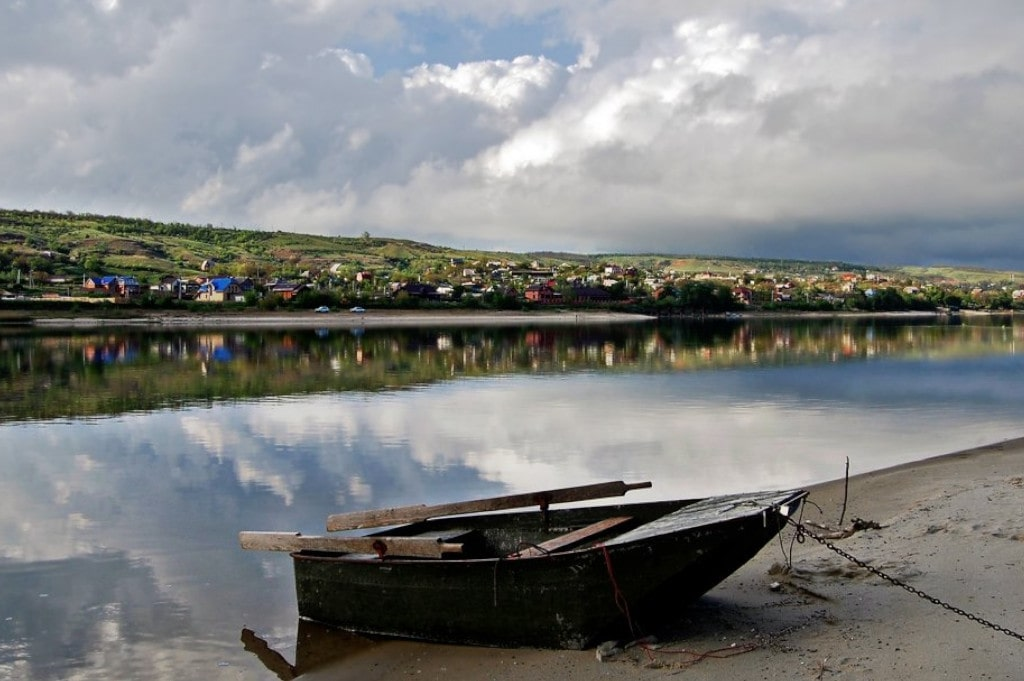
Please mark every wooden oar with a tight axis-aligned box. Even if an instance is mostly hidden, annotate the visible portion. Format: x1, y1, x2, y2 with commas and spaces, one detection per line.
239, 531, 463, 558
325, 480, 652, 531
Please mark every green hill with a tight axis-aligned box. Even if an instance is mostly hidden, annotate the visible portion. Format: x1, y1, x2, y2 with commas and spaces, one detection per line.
0, 207, 1019, 287
0, 208, 519, 283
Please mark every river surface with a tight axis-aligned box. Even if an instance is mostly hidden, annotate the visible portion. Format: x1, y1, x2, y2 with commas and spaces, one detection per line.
1, 314, 1021, 679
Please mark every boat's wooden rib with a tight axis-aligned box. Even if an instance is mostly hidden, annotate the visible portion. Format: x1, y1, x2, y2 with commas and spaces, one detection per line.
508, 516, 633, 558
325, 480, 652, 531
238, 531, 462, 558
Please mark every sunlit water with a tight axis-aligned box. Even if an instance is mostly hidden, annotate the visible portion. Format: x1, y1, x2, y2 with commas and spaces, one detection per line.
1, 317, 1022, 679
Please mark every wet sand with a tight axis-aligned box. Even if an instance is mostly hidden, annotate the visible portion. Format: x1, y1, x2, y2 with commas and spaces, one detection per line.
252, 437, 1024, 680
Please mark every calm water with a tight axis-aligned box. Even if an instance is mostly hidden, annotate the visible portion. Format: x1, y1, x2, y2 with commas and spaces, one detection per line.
1, 315, 1022, 679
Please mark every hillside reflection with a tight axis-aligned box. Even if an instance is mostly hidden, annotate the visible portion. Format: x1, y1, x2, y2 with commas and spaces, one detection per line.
1, 316, 1017, 422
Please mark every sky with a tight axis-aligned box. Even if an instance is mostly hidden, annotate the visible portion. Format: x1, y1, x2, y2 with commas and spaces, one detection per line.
1, 1, 1022, 269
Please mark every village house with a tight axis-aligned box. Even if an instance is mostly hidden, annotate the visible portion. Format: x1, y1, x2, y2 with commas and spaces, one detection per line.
153, 275, 199, 299
838, 272, 860, 293
268, 280, 306, 300
733, 286, 754, 306
391, 282, 439, 299
509, 266, 557, 281
195, 277, 253, 303
525, 284, 562, 304
83, 275, 141, 298
569, 286, 611, 304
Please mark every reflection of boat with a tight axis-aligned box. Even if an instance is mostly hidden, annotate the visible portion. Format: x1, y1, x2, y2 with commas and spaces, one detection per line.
241, 481, 806, 649
242, 619, 378, 680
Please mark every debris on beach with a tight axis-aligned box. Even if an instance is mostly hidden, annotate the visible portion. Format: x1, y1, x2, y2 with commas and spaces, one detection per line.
805, 516, 882, 539
595, 640, 622, 662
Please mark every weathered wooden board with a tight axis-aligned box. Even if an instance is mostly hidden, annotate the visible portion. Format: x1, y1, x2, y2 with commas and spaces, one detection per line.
325, 480, 652, 531
239, 531, 462, 558
509, 516, 633, 558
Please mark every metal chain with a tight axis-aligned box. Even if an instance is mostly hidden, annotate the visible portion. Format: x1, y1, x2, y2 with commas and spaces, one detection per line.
792, 522, 1024, 643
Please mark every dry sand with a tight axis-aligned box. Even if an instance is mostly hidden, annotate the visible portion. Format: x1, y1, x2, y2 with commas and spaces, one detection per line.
251, 437, 1024, 681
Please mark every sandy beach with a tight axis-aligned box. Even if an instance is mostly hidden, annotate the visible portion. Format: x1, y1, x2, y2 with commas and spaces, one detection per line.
248, 437, 1024, 680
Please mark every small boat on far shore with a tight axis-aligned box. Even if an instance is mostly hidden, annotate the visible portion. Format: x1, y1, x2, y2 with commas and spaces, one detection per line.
241, 481, 807, 649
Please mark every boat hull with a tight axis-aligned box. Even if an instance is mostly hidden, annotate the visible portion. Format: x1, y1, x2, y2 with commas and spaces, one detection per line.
292, 489, 805, 649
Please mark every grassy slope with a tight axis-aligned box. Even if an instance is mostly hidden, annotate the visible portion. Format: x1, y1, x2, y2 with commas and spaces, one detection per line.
1, 208, 1020, 285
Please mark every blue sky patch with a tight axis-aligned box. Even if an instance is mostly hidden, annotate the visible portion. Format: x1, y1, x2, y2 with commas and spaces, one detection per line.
356, 10, 578, 73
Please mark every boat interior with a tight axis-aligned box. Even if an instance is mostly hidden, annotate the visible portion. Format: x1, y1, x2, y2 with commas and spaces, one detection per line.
340, 499, 697, 560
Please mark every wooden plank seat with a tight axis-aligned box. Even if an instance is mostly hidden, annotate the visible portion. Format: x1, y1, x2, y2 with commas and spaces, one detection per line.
508, 516, 633, 558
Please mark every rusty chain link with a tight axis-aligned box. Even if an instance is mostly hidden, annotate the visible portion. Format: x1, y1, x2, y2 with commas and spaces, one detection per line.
792, 521, 1024, 643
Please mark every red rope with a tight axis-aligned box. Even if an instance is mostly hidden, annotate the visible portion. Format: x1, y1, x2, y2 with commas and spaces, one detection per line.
600, 544, 639, 638
599, 544, 759, 667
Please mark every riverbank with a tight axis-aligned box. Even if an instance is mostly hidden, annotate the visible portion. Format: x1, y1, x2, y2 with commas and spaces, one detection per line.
19, 309, 656, 329
253, 436, 1024, 680
9, 306, 999, 330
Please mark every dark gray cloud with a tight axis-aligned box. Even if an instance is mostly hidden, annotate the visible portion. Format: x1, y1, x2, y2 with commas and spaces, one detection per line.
735, 220, 1024, 271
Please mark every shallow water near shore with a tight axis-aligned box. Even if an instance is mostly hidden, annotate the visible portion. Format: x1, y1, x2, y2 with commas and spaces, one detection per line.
1, 315, 1022, 679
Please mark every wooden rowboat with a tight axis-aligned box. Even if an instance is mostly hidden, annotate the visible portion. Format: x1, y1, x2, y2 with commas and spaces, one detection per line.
240, 481, 807, 649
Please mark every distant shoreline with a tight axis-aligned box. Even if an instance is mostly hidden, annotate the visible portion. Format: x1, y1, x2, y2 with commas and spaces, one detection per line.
3, 306, 1011, 330
19, 309, 658, 330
